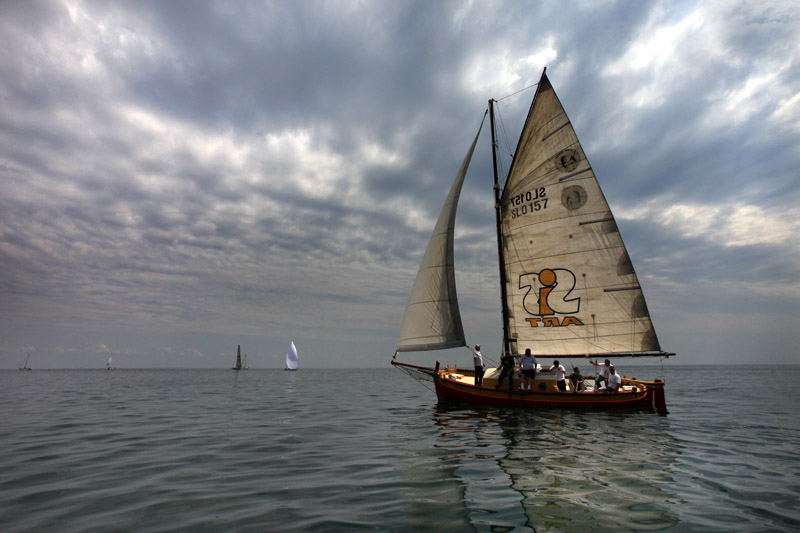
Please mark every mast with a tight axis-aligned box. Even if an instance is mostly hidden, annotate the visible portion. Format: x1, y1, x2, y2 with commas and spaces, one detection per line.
489, 99, 512, 356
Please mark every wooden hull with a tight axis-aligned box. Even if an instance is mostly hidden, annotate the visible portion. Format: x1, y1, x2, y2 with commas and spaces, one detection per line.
392, 361, 667, 413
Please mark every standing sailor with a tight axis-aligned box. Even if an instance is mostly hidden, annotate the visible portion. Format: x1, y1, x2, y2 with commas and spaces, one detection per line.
519, 348, 537, 392
548, 360, 567, 392
471, 344, 485, 387
589, 358, 612, 390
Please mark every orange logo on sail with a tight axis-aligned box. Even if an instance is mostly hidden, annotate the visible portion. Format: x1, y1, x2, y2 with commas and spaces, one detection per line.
519, 268, 584, 327
537, 268, 557, 315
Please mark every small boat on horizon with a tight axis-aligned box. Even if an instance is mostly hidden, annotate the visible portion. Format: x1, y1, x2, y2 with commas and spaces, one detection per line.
232, 344, 247, 370
392, 68, 673, 413
19, 353, 31, 371
105, 357, 113, 370
285, 341, 299, 371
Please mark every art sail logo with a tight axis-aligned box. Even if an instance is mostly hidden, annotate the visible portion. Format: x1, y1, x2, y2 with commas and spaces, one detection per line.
519, 268, 584, 327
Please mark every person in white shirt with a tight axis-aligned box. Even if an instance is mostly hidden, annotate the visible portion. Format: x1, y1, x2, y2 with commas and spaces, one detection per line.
518, 348, 537, 391
589, 358, 611, 390
605, 365, 622, 393
471, 344, 485, 387
548, 360, 567, 392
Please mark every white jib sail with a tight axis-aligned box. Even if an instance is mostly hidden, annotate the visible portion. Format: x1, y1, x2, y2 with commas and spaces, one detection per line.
286, 341, 299, 370
500, 72, 662, 356
396, 117, 485, 352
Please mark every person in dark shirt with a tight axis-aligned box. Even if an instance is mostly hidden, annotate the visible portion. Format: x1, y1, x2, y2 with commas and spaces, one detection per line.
494, 352, 515, 390
569, 367, 585, 393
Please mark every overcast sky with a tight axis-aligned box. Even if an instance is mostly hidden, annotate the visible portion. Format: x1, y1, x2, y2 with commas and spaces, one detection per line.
1, 0, 798, 369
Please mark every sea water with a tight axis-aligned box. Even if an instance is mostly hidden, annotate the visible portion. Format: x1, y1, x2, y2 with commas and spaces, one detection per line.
1, 365, 798, 532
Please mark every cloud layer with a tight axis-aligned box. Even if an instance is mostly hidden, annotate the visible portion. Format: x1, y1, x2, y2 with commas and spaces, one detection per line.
1, 0, 798, 367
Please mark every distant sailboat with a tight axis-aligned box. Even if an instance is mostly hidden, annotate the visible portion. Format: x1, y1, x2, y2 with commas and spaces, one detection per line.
19, 353, 31, 371
105, 357, 113, 370
232, 344, 245, 370
392, 68, 672, 412
285, 341, 299, 371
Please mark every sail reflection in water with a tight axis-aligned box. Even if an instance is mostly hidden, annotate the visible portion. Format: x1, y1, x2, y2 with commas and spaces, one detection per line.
427, 404, 679, 531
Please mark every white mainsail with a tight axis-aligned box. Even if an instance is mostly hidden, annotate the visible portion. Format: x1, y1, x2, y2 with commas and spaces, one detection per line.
286, 341, 299, 370
499, 72, 662, 356
396, 117, 485, 352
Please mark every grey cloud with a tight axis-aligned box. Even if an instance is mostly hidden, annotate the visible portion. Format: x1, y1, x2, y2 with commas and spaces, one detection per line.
1, 0, 798, 367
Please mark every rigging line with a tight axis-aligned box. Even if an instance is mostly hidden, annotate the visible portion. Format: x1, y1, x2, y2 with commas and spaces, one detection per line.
494, 103, 510, 153
466, 345, 498, 372
466, 344, 500, 368
410, 372, 436, 395
417, 376, 436, 395
496, 82, 539, 102
492, 103, 513, 185
393, 361, 437, 394
495, 106, 514, 158
484, 353, 501, 368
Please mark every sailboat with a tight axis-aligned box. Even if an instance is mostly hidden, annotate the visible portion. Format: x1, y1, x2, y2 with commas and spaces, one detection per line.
285, 341, 299, 371
232, 344, 245, 370
392, 69, 673, 412
105, 357, 113, 370
19, 353, 31, 371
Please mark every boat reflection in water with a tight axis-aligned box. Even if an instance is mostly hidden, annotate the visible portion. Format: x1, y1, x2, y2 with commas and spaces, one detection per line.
427, 403, 680, 531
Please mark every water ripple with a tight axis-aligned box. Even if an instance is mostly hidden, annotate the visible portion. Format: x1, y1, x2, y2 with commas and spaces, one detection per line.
1, 366, 799, 531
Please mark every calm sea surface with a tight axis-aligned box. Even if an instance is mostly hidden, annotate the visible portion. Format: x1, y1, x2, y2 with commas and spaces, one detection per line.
1, 365, 799, 532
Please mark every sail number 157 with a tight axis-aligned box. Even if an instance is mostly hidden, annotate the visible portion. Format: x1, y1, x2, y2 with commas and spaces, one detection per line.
509, 188, 547, 219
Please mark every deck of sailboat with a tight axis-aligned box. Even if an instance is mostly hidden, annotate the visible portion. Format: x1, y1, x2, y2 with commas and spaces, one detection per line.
392, 360, 666, 411
442, 367, 638, 392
